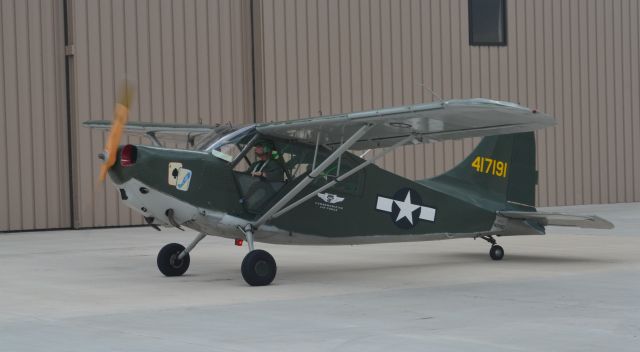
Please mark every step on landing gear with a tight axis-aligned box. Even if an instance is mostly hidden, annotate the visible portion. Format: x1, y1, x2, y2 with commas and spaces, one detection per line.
238, 225, 277, 286
481, 235, 505, 261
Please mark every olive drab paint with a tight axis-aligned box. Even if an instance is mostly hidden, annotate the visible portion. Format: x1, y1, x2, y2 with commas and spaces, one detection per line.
108, 133, 538, 240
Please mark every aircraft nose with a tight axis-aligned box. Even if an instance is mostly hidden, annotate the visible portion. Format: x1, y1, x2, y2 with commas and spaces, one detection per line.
119, 144, 138, 166
105, 144, 139, 184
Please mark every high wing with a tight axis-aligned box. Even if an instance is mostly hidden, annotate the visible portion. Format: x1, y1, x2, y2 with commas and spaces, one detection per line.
85, 98, 554, 150
83, 120, 226, 148
497, 211, 614, 229
256, 98, 555, 150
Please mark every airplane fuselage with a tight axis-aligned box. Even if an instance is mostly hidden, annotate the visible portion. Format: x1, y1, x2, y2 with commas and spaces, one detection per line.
109, 144, 534, 245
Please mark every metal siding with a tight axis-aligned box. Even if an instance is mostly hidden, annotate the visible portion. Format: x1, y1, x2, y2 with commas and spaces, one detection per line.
613, 0, 624, 203
596, 0, 609, 204
534, 0, 548, 206
0, 0, 70, 231
621, 0, 634, 203
577, 0, 589, 205
3, 0, 640, 232
586, 0, 598, 204
632, 0, 640, 202
254, 0, 640, 206
69, 0, 254, 228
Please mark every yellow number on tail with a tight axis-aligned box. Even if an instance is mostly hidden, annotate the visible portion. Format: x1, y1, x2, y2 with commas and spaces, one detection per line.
471, 156, 508, 178
472, 156, 482, 172
495, 161, 504, 177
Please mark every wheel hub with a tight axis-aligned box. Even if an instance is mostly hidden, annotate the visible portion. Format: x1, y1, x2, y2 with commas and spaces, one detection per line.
254, 260, 270, 277
169, 253, 183, 268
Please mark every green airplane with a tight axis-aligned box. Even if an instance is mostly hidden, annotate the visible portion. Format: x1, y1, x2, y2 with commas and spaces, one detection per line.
86, 91, 613, 286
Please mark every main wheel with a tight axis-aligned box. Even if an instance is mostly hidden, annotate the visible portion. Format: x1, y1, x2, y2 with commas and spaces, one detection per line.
241, 249, 277, 286
489, 245, 504, 261
157, 243, 190, 276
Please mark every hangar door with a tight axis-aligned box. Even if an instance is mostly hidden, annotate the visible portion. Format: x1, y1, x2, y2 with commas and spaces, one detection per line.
67, 0, 254, 228
0, 0, 71, 231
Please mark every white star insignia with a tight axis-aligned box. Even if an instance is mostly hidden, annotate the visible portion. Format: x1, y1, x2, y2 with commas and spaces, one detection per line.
376, 189, 436, 226
394, 191, 421, 225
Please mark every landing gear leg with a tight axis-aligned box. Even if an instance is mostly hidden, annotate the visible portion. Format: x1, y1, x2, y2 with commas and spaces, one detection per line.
481, 235, 504, 261
239, 224, 255, 251
178, 232, 207, 260
237, 225, 277, 286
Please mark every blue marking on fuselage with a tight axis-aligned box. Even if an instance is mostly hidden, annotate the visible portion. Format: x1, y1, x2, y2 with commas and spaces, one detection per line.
177, 171, 192, 189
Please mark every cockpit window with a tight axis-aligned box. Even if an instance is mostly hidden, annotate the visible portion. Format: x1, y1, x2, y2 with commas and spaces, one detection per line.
267, 141, 313, 180
310, 152, 365, 195
230, 135, 366, 213
204, 125, 257, 162
193, 125, 237, 151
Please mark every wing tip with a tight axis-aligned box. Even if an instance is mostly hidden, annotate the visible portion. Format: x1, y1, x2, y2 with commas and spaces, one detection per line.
586, 216, 615, 229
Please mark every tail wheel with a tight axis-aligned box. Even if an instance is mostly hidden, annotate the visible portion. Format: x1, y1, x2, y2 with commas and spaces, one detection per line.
157, 243, 190, 276
489, 245, 505, 261
241, 249, 277, 286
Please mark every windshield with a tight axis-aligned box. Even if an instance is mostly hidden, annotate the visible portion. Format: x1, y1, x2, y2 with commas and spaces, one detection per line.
204, 125, 257, 162
193, 125, 237, 151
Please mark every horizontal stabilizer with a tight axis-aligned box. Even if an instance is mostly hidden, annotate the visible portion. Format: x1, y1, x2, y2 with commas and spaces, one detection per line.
497, 211, 614, 229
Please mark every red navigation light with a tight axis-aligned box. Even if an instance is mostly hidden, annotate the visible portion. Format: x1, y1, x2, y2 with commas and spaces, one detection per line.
120, 144, 137, 167
235, 239, 244, 246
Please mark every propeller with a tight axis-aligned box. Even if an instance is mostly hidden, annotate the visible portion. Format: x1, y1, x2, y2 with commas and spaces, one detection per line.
98, 82, 134, 182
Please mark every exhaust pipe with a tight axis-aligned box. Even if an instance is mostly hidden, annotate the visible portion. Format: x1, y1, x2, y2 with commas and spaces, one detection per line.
144, 216, 162, 231
165, 209, 184, 231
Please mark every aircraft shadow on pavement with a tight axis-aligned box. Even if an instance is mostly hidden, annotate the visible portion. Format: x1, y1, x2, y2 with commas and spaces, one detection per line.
284, 251, 624, 281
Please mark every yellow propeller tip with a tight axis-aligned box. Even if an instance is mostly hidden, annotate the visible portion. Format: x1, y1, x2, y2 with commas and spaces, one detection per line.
118, 81, 135, 108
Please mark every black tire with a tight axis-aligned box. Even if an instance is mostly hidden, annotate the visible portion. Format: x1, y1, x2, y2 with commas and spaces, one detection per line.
157, 243, 190, 277
241, 249, 277, 286
489, 245, 505, 261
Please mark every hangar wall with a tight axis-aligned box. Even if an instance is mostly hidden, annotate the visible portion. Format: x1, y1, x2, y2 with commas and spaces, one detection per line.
1, 0, 639, 231
0, 0, 70, 231
254, 0, 640, 207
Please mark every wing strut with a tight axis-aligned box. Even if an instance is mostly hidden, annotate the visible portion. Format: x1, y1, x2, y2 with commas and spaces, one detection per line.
271, 134, 417, 220
251, 123, 374, 228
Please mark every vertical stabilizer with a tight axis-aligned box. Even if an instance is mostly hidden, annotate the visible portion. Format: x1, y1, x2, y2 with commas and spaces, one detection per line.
426, 132, 538, 206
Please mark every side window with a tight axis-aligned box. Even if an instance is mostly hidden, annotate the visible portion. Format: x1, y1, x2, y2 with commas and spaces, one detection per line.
274, 141, 315, 180
232, 138, 365, 207
312, 153, 365, 196
217, 144, 249, 172
235, 139, 288, 213
267, 141, 365, 195
233, 147, 254, 173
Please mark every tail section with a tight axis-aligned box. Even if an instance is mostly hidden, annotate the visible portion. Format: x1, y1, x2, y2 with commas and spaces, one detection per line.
426, 132, 538, 207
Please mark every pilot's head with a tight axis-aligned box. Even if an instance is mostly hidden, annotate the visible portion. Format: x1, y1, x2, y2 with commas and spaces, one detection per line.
255, 142, 276, 160
255, 142, 280, 160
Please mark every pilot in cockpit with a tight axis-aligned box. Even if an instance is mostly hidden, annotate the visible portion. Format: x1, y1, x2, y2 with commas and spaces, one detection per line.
249, 142, 285, 182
